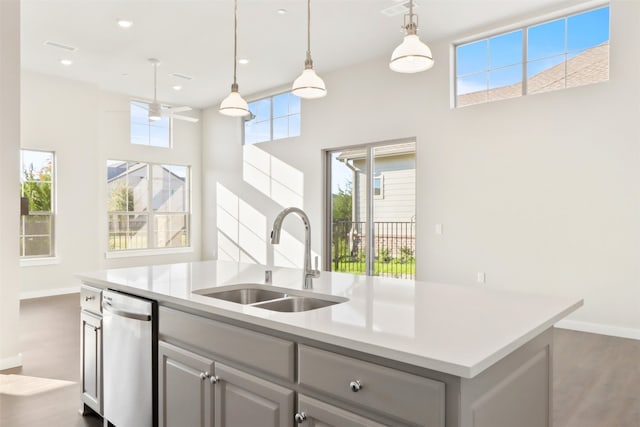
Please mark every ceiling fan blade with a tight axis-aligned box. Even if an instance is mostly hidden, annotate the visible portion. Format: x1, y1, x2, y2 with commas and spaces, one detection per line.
171, 114, 199, 123
164, 106, 192, 114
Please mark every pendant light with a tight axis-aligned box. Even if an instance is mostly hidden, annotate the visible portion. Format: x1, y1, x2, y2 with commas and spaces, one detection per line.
219, 0, 250, 117
292, 0, 326, 99
389, 0, 434, 74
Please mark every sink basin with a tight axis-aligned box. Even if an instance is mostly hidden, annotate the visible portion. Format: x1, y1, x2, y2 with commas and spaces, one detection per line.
194, 284, 347, 312
197, 288, 287, 304
252, 296, 339, 312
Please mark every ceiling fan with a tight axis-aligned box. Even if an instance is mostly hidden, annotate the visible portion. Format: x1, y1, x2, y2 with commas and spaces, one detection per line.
143, 58, 198, 123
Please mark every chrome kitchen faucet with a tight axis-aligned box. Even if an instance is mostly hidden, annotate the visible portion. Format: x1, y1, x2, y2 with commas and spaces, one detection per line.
270, 207, 320, 289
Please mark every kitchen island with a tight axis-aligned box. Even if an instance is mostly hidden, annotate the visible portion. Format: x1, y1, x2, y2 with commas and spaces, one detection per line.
78, 260, 582, 427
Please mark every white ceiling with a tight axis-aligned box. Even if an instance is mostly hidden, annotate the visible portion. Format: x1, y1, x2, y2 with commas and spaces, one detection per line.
21, 0, 586, 109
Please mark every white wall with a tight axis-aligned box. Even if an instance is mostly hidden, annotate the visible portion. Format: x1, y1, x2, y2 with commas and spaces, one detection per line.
20, 71, 202, 297
0, 0, 23, 370
201, 0, 640, 338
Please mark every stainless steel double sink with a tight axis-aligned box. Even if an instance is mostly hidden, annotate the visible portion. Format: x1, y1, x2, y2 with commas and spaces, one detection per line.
193, 284, 347, 313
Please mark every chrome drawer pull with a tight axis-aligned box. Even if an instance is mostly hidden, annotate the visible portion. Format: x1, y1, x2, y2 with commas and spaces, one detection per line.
294, 412, 307, 423
209, 375, 219, 384
200, 372, 209, 381
349, 380, 363, 392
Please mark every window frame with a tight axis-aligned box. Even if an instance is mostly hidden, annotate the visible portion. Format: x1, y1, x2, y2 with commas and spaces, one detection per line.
19, 149, 56, 260
130, 100, 173, 148
106, 160, 191, 254
242, 91, 301, 145
453, 3, 610, 107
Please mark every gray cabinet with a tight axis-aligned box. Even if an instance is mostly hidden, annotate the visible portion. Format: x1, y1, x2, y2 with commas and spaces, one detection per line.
296, 394, 386, 427
159, 341, 214, 427
158, 341, 294, 427
215, 363, 294, 427
80, 284, 102, 416
80, 310, 101, 414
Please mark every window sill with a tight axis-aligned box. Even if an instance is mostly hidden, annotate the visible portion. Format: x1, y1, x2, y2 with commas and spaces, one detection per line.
20, 257, 60, 267
105, 247, 194, 259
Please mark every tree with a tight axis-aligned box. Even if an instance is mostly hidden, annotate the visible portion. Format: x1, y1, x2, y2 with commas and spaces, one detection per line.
21, 161, 52, 212
109, 184, 135, 212
332, 181, 352, 222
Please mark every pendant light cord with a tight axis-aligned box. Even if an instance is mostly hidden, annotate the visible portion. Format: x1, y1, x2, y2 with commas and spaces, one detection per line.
153, 62, 157, 102
307, 0, 311, 56
232, 0, 239, 87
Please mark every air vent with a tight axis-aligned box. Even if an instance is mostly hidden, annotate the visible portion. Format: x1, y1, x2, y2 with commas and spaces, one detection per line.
171, 73, 193, 81
381, 1, 418, 17
42, 40, 78, 52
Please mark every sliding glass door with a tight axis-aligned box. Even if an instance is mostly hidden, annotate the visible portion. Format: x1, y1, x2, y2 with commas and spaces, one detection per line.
326, 141, 416, 279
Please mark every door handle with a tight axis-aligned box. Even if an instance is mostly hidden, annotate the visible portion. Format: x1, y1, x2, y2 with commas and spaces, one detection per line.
102, 301, 151, 321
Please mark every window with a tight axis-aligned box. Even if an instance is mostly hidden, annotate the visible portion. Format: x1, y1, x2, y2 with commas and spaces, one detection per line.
130, 101, 171, 147
327, 141, 416, 279
373, 175, 384, 199
455, 6, 609, 107
107, 160, 190, 252
243, 92, 301, 144
20, 149, 55, 258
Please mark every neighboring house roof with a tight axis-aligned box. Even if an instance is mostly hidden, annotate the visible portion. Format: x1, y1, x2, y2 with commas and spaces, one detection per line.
336, 142, 416, 161
107, 161, 184, 183
457, 42, 609, 107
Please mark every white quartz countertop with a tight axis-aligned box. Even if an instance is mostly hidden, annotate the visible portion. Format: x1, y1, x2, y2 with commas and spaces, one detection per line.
77, 260, 582, 378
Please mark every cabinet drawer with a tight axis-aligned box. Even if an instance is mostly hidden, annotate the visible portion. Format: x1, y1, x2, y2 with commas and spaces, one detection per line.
81, 284, 102, 314
298, 345, 445, 427
159, 307, 294, 382
298, 394, 387, 427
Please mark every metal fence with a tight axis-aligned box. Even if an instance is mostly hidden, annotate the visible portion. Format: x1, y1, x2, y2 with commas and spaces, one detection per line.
331, 220, 416, 279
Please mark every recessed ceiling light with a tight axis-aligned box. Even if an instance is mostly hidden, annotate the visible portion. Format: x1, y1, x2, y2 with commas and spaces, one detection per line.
276, 8, 287, 15
238, 58, 250, 65
172, 85, 182, 91
117, 19, 133, 28
60, 59, 73, 66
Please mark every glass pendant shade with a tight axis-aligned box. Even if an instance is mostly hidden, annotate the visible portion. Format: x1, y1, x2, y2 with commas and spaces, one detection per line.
389, 34, 434, 73
292, 68, 326, 99
219, 85, 250, 117
148, 102, 162, 121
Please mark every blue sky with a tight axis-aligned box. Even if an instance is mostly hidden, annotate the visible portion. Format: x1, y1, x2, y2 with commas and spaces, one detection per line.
457, 6, 610, 95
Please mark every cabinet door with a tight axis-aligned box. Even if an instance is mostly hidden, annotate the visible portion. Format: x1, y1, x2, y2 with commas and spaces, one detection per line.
296, 394, 387, 427
214, 362, 294, 427
159, 341, 215, 427
81, 310, 102, 415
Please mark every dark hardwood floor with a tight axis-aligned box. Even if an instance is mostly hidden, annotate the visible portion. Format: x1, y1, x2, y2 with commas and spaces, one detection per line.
1, 294, 638, 427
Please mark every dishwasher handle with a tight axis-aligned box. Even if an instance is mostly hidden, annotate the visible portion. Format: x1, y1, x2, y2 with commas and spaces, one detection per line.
102, 301, 152, 321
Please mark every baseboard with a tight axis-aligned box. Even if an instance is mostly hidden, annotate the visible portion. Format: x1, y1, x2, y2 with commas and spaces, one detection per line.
555, 319, 640, 341
20, 286, 79, 300
0, 353, 23, 371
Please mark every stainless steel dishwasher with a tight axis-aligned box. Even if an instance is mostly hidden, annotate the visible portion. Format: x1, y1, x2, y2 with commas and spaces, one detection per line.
102, 289, 157, 427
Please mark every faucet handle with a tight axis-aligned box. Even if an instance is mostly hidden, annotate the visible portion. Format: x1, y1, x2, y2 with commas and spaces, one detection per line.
265, 270, 272, 284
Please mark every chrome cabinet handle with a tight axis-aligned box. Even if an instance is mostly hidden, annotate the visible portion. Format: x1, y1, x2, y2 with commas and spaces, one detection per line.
294, 412, 307, 423
84, 296, 95, 302
200, 372, 209, 381
209, 375, 219, 384
349, 380, 363, 392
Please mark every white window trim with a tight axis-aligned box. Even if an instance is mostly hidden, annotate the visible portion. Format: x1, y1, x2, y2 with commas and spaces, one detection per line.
20, 149, 56, 259
130, 99, 173, 148
243, 91, 301, 145
451, 1, 610, 108
20, 256, 61, 267
105, 247, 193, 259
107, 160, 191, 253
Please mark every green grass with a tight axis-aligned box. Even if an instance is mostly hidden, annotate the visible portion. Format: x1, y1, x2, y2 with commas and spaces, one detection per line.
333, 259, 415, 279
